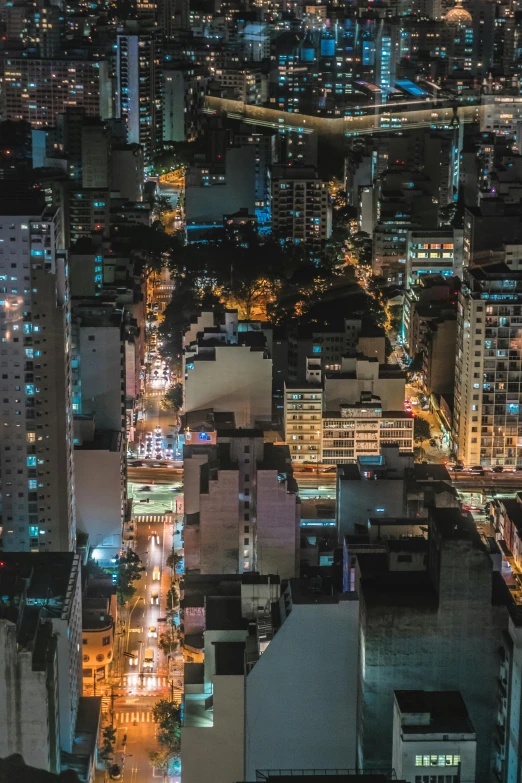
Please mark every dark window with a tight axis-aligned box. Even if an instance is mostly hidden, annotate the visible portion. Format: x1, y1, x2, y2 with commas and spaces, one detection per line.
244, 537, 249, 545
244, 525, 249, 532
244, 446, 250, 454
397, 554, 412, 563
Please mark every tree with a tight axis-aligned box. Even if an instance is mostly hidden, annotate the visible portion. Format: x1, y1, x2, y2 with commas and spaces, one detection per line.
99, 725, 116, 761
166, 585, 179, 613
116, 549, 145, 605
152, 699, 181, 749
84, 558, 107, 580
153, 194, 174, 221
161, 383, 183, 412
158, 626, 179, 655
414, 416, 431, 443
166, 549, 183, 573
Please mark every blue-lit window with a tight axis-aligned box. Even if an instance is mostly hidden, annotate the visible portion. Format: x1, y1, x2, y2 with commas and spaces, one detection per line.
508, 404, 519, 415
29, 525, 39, 537
25, 348, 33, 358
27, 456, 36, 467
186, 363, 194, 370
25, 384, 34, 396
312, 345, 322, 353
23, 323, 32, 334
31, 250, 43, 257
28, 479, 37, 490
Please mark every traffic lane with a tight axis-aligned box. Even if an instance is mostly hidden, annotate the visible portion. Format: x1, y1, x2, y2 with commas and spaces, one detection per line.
113, 697, 159, 783
128, 522, 165, 675
128, 467, 183, 485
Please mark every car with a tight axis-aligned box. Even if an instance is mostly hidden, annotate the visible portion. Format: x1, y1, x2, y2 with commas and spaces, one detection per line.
470, 465, 485, 474
492, 466, 504, 473
129, 649, 139, 666
151, 591, 159, 605
153, 566, 160, 580
155, 426, 162, 434
129, 460, 144, 467
109, 764, 122, 780
143, 648, 155, 668
155, 534, 160, 544
148, 625, 157, 638
138, 486, 153, 492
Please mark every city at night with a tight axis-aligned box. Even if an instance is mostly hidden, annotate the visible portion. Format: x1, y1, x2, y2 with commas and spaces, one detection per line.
1, 0, 522, 780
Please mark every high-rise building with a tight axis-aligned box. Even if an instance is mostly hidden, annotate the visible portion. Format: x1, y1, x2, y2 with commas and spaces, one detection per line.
116, 32, 163, 163
271, 165, 331, 247
453, 264, 522, 468
0, 187, 75, 553
0, 58, 110, 127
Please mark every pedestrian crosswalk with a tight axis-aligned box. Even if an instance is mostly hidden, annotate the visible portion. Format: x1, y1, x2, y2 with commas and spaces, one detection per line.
133, 514, 167, 523
101, 696, 112, 713
117, 711, 154, 724
124, 675, 168, 688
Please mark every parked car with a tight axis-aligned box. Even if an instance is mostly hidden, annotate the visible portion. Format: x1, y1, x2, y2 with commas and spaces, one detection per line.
109, 764, 122, 780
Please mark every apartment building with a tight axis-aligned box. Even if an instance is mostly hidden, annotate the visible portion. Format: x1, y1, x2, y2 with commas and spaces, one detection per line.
0, 189, 76, 553
405, 229, 463, 288
322, 397, 414, 465
271, 165, 331, 247
183, 310, 272, 428
116, 32, 163, 162
284, 357, 323, 463
453, 264, 522, 468
0, 58, 109, 126
183, 430, 300, 578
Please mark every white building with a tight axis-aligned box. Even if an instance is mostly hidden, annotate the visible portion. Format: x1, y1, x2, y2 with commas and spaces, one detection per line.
184, 329, 272, 428
392, 690, 477, 783
245, 580, 359, 779
406, 229, 463, 288
0, 192, 76, 553
284, 357, 323, 463
325, 357, 406, 412
453, 265, 522, 468
323, 398, 414, 464
74, 418, 125, 564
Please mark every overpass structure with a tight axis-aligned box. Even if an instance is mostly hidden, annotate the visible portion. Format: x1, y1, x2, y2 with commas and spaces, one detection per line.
204, 94, 482, 137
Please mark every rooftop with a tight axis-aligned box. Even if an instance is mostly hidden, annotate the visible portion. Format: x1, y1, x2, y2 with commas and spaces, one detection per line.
395, 690, 475, 735
214, 641, 246, 675
205, 596, 249, 632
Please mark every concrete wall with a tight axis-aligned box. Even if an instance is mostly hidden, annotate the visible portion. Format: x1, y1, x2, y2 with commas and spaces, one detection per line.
185, 146, 257, 224
325, 376, 405, 411
181, 676, 245, 783
74, 448, 124, 550
185, 346, 272, 427
79, 325, 124, 432
358, 537, 507, 779
245, 596, 359, 780
199, 471, 240, 573
256, 470, 299, 578
337, 480, 405, 538
0, 621, 59, 772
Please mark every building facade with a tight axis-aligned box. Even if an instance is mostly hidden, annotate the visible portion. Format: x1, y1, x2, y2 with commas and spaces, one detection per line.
453, 265, 522, 468
0, 193, 76, 553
